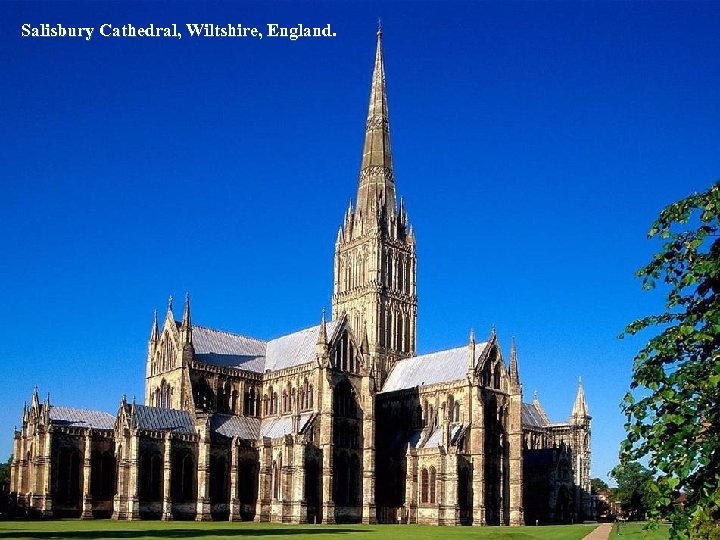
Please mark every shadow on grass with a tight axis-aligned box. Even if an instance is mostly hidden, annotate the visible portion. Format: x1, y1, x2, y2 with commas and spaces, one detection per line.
0, 528, 367, 539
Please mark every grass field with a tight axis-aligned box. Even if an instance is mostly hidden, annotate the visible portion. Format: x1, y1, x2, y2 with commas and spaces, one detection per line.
0, 520, 600, 540
608, 521, 670, 539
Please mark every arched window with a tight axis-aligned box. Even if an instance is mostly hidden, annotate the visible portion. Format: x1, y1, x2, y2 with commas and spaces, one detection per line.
271, 459, 281, 500
429, 466, 437, 503
158, 379, 171, 408
308, 385, 314, 408
229, 389, 237, 413
263, 394, 269, 415
172, 452, 195, 502
272, 392, 278, 414
494, 362, 502, 389
421, 467, 429, 503
140, 451, 163, 501
210, 455, 228, 503
454, 402, 461, 423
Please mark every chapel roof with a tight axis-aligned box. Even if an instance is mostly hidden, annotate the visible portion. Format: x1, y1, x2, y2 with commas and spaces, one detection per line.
130, 404, 195, 433
49, 406, 115, 430
210, 413, 260, 440
191, 320, 341, 374
379, 342, 489, 393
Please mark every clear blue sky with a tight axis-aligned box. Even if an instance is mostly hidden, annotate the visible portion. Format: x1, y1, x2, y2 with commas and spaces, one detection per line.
2, 1, 718, 486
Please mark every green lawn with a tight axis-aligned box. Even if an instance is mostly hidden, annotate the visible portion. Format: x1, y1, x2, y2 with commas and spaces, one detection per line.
609, 521, 670, 539
0, 520, 599, 540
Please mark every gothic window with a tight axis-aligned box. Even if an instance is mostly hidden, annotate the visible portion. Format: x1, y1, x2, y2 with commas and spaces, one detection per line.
379, 308, 386, 348
90, 450, 116, 499
238, 458, 257, 504
172, 452, 195, 502
404, 314, 411, 352
421, 467, 429, 503
291, 388, 296, 410
482, 363, 491, 387
454, 402, 461, 423
429, 466, 437, 504
244, 387, 258, 417
308, 385, 314, 408
271, 459, 280, 500
210, 454, 228, 503
140, 451, 163, 501
231, 389, 238, 413
272, 392, 278, 415
345, 259, 351, 291
398, 254, 404, 292
494, 363, 502, 390
263, 394, 269, 416
56, 448, 82, 504
158, 379, 171, 408
405, 257, 412, 294
282, 390, 289, 413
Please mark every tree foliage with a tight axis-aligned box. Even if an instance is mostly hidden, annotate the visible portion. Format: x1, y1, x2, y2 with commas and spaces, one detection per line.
591, 477, 610, 494
0, 455, 11, 490
610, 461, 657, 519
621, 181, 720, 538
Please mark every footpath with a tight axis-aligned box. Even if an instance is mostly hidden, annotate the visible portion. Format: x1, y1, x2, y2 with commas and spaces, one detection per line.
582, 523, 613, 540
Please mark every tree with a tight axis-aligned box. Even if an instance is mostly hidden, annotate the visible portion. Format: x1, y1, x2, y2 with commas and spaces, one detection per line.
621, 181, 720, 539
610, 461, 656, 520
591, 477, 610, 494
0, 455, 10, 489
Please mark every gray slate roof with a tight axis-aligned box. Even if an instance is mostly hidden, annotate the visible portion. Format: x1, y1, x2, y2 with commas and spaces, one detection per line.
265, 322, 340, 372
210, 414, 260, 440
193, 326, 266, 373
380, 342, 488, 393
522, 402, 549, 428
192, 321, 340, 374
49, 406, 115, 430
260, 412, 314, 439
131, 405, 196, 433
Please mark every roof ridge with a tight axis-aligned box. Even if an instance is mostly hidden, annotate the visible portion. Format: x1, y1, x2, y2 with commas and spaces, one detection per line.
267, 319, 339, 343
51, 404, 113, 415
193, 324, 266, 343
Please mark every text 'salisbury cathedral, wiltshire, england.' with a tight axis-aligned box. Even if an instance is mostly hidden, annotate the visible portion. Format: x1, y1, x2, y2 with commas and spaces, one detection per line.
10, 30, 592, 526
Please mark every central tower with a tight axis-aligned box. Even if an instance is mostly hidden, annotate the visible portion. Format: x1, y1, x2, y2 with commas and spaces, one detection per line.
332, 29, 417, 386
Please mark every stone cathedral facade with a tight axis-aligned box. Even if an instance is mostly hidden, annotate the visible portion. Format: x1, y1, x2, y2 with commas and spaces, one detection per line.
9, 30, 592, 526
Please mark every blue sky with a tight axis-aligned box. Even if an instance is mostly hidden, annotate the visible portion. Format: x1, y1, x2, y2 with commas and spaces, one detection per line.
1, 1, 719, 485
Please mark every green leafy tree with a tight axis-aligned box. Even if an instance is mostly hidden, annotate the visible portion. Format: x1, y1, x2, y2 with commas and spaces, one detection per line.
0, 455, 11, 490
621, 181, 720, 538
610, 461, 657, 520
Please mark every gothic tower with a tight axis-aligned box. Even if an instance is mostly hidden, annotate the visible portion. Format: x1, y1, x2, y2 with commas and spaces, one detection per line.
332, 28, 417, 386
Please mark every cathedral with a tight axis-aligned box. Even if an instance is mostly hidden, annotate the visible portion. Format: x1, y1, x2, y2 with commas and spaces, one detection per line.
9, 30, 592, 526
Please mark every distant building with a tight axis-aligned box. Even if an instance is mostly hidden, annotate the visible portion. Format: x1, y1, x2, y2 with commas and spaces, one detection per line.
10, 29, 591, 525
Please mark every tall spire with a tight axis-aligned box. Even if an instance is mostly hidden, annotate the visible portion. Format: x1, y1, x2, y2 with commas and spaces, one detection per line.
150, 309, 159, 342
356, 26, 396, 221
572, 377, 590, 419
181, 293, 192, 346
317, 308, 328, 347
509, 337, 520, 385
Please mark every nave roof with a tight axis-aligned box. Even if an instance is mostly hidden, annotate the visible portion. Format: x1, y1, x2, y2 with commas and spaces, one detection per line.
49, 406, 115, 430
379, 343, 489, 393
191, 320, 342, 374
